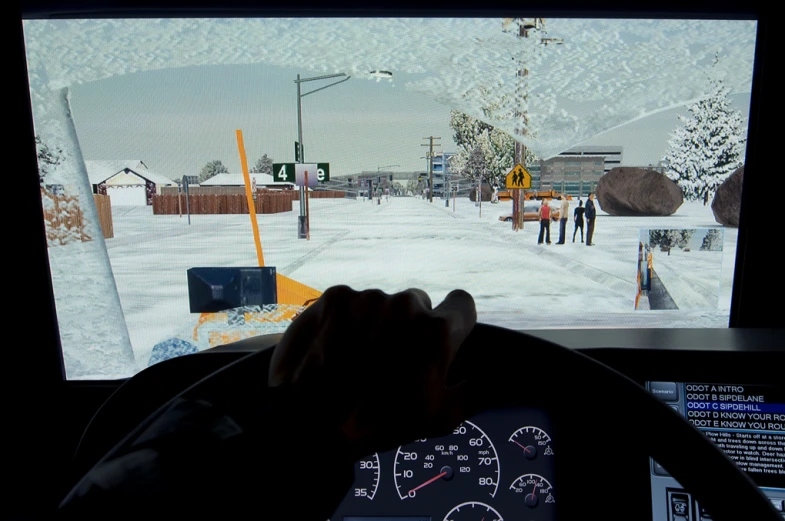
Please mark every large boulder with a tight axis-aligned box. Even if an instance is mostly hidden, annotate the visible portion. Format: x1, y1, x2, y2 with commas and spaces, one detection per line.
711, 166, 743, 227
595, 167, 683, 216
468, 183, 493, 202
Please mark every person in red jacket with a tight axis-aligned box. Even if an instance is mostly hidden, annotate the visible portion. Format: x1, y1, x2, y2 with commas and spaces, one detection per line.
537, 199, 552, 245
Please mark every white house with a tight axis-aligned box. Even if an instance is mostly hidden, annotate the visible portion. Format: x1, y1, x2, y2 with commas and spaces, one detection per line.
86, 160, 176, 206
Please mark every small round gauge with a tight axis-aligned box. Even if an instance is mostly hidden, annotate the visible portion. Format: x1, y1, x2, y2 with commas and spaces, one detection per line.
351, 453, 380, 500
394, 420, 500, 500
508, 426, 553, 460
443, 501, 503, 521
510, 473, 555, 508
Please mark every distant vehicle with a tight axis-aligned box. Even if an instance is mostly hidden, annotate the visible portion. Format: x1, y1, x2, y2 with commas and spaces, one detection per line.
497, 190, 572, 201
498, 204, 560, 222
525, 190, 572, 201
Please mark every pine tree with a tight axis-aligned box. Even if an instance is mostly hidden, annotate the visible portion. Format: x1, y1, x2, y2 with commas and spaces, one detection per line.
700, 229, 723, 251
251, 154, 273, 174
199, 160, 229, 183
448, 110, 536, 188
661, 78, 746, 205
649, 229, 695, 251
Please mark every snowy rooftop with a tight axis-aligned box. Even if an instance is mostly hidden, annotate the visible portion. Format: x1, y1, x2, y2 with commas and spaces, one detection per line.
85, 160, 176, 186
23, 18, 757, 160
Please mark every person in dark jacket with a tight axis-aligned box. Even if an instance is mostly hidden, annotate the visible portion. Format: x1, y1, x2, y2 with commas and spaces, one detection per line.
573, 199, 585, 243
585, 193, 596, 246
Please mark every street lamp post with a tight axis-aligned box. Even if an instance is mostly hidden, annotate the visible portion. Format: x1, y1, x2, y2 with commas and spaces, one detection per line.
295, 72, 351, 238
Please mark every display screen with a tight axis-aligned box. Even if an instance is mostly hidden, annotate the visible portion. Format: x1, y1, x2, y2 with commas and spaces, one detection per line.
23, 17, 758, 379
647, 382, 785, 520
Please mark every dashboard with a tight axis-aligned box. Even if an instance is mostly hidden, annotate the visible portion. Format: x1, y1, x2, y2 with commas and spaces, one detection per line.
64, 329, 785, 521
313, 329, 785, 521
326, 384, 785, 521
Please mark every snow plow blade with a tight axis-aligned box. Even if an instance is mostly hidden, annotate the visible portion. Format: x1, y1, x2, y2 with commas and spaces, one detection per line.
276, 273, 322, 306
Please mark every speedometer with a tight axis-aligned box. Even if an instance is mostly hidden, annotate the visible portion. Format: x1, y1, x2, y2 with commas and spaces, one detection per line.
393, 420, 500, 500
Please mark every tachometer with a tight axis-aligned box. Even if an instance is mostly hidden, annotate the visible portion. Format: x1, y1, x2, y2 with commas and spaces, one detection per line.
443, 501, 503, 521
393, 420, 500, 500
510, 473, 555, 508
351, 452, 380, 500
508, 426, 553, 460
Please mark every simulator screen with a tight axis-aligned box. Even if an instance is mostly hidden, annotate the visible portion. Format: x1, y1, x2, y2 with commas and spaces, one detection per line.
23, 17, 758, 379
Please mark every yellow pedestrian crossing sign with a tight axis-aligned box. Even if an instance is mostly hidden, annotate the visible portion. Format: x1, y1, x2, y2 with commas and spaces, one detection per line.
506, 164, 532, 189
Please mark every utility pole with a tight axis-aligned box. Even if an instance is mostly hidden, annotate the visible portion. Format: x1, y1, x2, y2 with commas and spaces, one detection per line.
504, 18, 563, 230
421, 137, 441, 203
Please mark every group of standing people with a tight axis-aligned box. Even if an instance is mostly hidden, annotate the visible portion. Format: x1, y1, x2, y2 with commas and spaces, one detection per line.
538, 193, 596, 246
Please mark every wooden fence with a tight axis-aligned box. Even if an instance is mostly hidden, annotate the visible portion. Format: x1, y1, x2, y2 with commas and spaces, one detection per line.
152, 190, 346, 215
41, 189, 114, 245
93, 193, 114, 238
152, 192, 292, 215
308, 190, 345, 199
160, 186, 345, 199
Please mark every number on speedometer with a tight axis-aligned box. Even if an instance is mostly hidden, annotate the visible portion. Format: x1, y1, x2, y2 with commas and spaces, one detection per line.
393, 420, 500, 500
352, 452, 380, 500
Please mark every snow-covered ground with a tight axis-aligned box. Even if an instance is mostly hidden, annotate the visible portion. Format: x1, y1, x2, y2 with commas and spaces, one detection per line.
650, 248, 724, 309
45, 195, 737, 378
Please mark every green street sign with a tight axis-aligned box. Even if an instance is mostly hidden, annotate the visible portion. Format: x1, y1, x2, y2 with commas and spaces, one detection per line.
316, 162, 330, 182
273, 163, 296, 183
273, 162, 330, 184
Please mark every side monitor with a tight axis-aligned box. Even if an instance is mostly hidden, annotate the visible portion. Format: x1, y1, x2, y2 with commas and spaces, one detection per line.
187, 267, 277, 313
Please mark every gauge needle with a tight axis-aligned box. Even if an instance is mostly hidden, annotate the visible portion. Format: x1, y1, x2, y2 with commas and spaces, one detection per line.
409, 471, 448, 494
513, 440, 532, 454
529, 478, 541, 500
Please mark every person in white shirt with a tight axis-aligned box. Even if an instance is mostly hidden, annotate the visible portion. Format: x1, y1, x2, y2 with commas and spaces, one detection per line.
556, 196, 570, 244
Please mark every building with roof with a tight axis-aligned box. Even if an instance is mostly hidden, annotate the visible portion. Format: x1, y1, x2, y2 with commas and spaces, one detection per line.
537, 155, 605, 198
86, 160, 176, 206
558, 145, 623, 175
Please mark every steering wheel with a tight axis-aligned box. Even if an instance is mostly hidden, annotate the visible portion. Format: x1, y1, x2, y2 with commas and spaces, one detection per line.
72, 324, 780, 520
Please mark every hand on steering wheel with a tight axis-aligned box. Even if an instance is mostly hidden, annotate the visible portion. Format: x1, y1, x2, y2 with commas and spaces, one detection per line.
269, 285, 476, 460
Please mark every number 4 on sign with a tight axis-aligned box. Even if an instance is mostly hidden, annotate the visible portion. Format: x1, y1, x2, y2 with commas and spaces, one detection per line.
277, 164, 287, 181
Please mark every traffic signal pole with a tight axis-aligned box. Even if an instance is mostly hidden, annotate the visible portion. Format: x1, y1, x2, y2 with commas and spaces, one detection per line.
296, 74, 307, 239
421, 136, 441, 202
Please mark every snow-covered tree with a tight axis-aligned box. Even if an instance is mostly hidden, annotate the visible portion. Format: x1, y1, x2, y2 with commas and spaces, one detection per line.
35, 135, 65, 186
661, 78, 746, 205
649, 229, 695, 251
199, 160, 229, 183
449, 109, 537, 188
467, 143, 488, 182
251, 154, 273, 174
700, 229, 723, 251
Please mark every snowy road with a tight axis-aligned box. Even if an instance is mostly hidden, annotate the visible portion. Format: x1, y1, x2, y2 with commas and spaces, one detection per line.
95, 196, 737, 369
